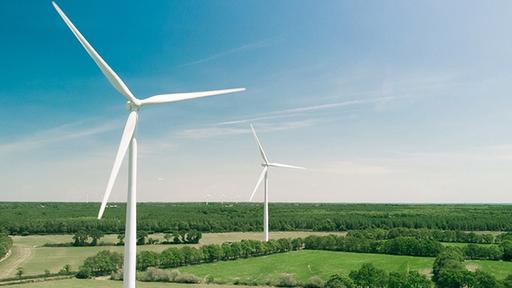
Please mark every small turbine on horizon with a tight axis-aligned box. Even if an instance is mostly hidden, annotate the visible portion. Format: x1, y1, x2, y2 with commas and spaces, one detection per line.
52, 3, 245, 288
249, 124, 305, 241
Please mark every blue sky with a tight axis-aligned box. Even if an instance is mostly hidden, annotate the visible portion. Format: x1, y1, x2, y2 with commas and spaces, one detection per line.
1, 0, 512, 203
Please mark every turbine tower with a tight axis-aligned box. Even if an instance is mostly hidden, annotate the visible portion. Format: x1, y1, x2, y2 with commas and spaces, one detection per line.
249, 124, 305, 241
52, 3, 245, 288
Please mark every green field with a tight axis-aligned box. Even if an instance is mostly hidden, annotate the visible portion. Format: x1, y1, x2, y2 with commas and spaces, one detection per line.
179, 250, 512, 284
9, 279, 247, 288
0, 231, 345, 278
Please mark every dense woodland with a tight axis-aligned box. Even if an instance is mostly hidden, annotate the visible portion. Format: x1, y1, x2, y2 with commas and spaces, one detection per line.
1, 202, 512, 235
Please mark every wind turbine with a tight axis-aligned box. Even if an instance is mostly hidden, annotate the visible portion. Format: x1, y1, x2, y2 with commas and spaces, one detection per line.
52, 3, 245, 288
249, 124, 305, 241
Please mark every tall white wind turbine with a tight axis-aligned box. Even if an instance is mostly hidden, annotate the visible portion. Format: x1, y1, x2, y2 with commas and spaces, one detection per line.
52, 3, 245, 288
249, 124, 305, 241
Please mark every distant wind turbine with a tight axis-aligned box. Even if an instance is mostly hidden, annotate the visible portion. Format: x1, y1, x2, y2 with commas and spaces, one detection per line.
52, 3, 245, 288
249, 124, 305, 241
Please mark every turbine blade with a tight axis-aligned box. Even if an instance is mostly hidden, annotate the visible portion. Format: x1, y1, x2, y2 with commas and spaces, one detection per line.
98, 111, 138, 219
139, 88, 245, 106
250, 167, 268, 201
250, 124, 269, 163
52, 2, 139, 104
269, 162, 306, 170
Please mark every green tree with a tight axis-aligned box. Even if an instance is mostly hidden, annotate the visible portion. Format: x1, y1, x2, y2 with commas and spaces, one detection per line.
137, 231, 149, 245
137, 251, 159, 271
78, 250, 123, 277
502, 240, 512, 261
116, 233, 125, 245
432, 247, 465, 282
88, 229, 104, 246
72, 230, 89, 246
349, 263, 387, 288
473, 270, 499, 288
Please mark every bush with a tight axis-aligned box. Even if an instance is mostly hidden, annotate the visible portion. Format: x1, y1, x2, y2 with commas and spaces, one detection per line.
138, 267, 181, 282
274, 273, 300, 287
174, 272, 201, 284
304, 276, 324, 288
324, 274, 354, 288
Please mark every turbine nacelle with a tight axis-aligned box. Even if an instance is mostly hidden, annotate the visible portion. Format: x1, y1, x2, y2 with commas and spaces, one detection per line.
126, 101, 141, 112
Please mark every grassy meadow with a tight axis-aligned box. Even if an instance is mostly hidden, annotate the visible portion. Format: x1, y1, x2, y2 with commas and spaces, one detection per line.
178, 250, 512, 283
0, 232, 346, 278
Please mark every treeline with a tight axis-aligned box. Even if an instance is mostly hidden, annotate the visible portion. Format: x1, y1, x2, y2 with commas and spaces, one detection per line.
305, 234, 512, 262
2, 203, 512, 235
348, 228, 509, 244
304, 235, 443, 257
0, 233, 12, 259
77, 238, 304, 277
44, 230, 202, 247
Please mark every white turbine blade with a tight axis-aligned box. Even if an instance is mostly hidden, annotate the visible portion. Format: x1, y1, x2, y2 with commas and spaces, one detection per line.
139, 88, 245, 106
250, 167, 268, 201
269, 162, 306, 170
98, 111, 138, 219
250, 124, 269, 164
52, 2, 139, 104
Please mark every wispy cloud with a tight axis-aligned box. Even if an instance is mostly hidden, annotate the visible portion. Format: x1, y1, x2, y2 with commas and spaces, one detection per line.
0, 119, 119, 154
178, 38, 276, 67
177, 119, 317, 139
218, 96, 396, 126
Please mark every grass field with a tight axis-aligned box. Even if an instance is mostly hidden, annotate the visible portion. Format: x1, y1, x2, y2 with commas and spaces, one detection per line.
179, 250, 512, 284
9, 279, 251, 288
0, 232, 345, 278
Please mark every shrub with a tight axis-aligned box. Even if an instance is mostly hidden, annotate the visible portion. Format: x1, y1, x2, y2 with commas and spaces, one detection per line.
324, 274, 354, 288
174, 272, 201, 284
275, 273, 300, 287
304, 276, 324, 288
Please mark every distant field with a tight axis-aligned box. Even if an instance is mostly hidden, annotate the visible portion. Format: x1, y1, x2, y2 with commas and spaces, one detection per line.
179, 250, 512, 283
0, 231, 345, 278
10, 279, 248, 288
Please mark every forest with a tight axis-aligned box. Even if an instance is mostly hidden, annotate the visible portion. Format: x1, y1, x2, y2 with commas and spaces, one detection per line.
1, 202, 512, 235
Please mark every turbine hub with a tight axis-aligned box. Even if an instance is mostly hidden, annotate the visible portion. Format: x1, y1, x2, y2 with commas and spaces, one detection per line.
126, 101, 140, 112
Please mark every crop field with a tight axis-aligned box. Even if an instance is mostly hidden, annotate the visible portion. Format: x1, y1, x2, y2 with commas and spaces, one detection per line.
179, 250, 512, 283
0, 231, 345, 278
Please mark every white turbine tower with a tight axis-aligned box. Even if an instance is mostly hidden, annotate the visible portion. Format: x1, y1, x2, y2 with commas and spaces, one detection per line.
52, 3, 245, 288
249, 124, 305, 241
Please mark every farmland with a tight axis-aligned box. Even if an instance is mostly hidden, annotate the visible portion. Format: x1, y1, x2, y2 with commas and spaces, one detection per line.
0, 232, 345, 278
1, 203, 512, 287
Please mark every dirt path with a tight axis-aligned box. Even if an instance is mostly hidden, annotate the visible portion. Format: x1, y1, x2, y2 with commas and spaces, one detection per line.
0, 246, 33, 279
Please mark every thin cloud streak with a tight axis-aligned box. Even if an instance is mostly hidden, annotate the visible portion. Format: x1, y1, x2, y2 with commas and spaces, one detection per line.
177, 119, 317, 140
0, 119, 119, 154
178, 39, 276, 67
218, 96, 396, 126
